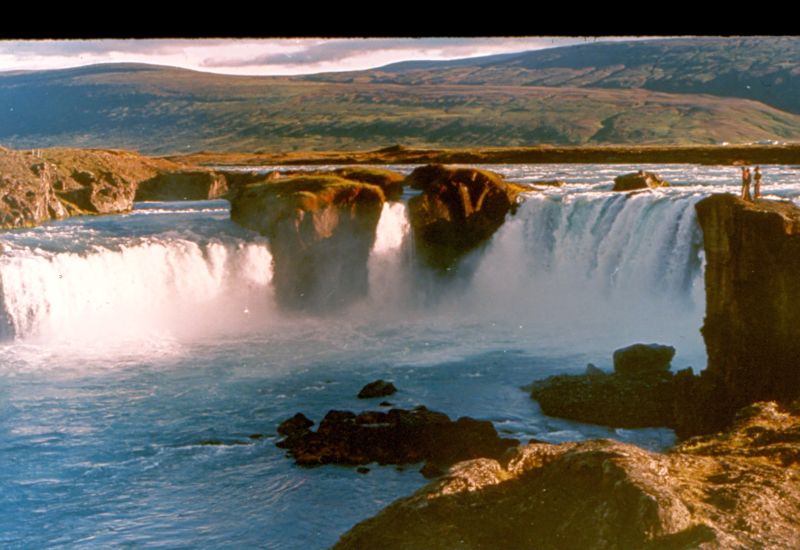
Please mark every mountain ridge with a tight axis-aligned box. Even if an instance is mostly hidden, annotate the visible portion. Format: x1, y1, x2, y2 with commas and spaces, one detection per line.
0, 37, 798, 154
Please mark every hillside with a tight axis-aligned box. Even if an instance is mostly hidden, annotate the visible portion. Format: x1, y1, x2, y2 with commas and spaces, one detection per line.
310, 37, 800, 114
0, 37, 798, 154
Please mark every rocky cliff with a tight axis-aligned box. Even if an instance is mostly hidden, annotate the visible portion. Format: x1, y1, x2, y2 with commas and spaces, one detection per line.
693, 194, 800, 430
334, 401, 800, 550
0, 147, 237, 229
229, 175, 385, 309
0, 147, 68, 229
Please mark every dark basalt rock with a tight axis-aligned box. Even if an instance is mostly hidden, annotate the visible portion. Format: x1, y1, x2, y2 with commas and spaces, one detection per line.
531, 343, 678, 429
276, 406, 518, 475
532, 179, 566, 187
357, 380, 397, 399
334, 403, 800, 550
406, 164, 527, 271
613, 170, 669, 191
277, 413, 314, 438
613, 343, 675, 376
332, 167, 406, 201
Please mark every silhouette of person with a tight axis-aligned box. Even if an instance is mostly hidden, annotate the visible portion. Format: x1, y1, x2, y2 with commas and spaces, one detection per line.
754, 166, 762, 199
741, 167, 752, 201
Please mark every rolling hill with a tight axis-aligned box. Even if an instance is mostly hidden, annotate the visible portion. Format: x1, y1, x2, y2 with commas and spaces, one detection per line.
0, 37, 798, 154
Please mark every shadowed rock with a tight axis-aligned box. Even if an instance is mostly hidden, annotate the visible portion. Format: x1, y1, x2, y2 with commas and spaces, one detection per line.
230, 175, 385, 310
613, 170, 669, 191
276, 406, 518, 477
691, 194, 800, 433
135, 170, 229, 201
530, 343, 678, 429
406, 164, 527, 271
613, 343, 675, 376
357, 380, 397, 399
334, 402, 800, 550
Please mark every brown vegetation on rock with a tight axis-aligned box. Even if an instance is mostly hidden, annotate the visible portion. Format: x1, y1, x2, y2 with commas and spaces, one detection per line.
229, 175, 385, 309
407, 164, 527, 271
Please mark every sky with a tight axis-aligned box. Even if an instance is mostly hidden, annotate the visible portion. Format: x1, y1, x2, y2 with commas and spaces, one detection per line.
0, 37, 649, 76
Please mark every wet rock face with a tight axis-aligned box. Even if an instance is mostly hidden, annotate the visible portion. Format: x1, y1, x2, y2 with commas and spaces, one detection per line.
406, 164, 526, 271
276, 406, 518, 476
695, 194, 800, 426
334, 402, 800, 550
613, 170, 669, 191
230, 176, 385, 310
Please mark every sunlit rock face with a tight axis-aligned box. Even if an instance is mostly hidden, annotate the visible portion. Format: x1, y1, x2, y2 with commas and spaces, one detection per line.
230, 175, 385, 310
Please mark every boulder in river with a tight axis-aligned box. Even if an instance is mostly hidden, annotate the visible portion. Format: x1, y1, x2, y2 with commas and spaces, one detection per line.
407, 164, 527, 271
357, 380, 397, 399
276, 405, 518, 477
612, 170, 669, 191
530, 343, 678, 429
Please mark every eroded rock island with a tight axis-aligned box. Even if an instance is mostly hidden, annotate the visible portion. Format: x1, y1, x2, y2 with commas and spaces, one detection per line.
407, 164, 528, 271
229, 175, 386, 309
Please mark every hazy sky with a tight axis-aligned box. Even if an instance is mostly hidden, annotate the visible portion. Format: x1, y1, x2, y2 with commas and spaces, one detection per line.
0, 37, 646, 75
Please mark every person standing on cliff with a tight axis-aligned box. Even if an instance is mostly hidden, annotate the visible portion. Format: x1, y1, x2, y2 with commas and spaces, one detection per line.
741, 167, 752, 201
754, 166, 763, 199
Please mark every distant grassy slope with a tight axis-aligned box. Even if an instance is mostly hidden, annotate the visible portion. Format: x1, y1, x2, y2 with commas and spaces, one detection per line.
310, 37, 800, 114
0, 37, 798, 154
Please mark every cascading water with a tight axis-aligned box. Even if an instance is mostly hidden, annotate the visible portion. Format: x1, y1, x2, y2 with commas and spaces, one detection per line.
0, 201, 275, 347
6, 165, 800, 550
464, 189, 707, 365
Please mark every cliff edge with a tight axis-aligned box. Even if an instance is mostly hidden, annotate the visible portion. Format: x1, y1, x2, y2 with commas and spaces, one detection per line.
693, 194, 800, 430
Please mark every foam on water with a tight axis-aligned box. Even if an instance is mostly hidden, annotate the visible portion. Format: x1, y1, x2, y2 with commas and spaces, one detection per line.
2, 165, 800, 549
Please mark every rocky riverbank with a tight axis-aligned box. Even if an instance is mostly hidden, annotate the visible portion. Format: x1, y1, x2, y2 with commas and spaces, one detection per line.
334, 400, 800, 550
0, 147, 231, 229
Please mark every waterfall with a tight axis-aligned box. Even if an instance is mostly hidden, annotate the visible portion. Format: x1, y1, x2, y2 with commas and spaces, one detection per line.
366, 202, 414, 310
463, 190, 707, 364
0, 237, 274, 343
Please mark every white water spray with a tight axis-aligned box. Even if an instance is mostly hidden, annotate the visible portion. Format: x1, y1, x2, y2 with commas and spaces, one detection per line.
0, 238, 274, 344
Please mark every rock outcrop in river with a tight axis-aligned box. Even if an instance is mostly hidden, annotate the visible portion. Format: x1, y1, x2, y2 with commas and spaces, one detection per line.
613, 170, 669, 191
407, 164, 527, 271
530, 343, 680, 429
276, 405, 518, 478
42, 148, 180, 214
334, 400, 800, 550
229, 175, 385, 309
135, 170, 229, 201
